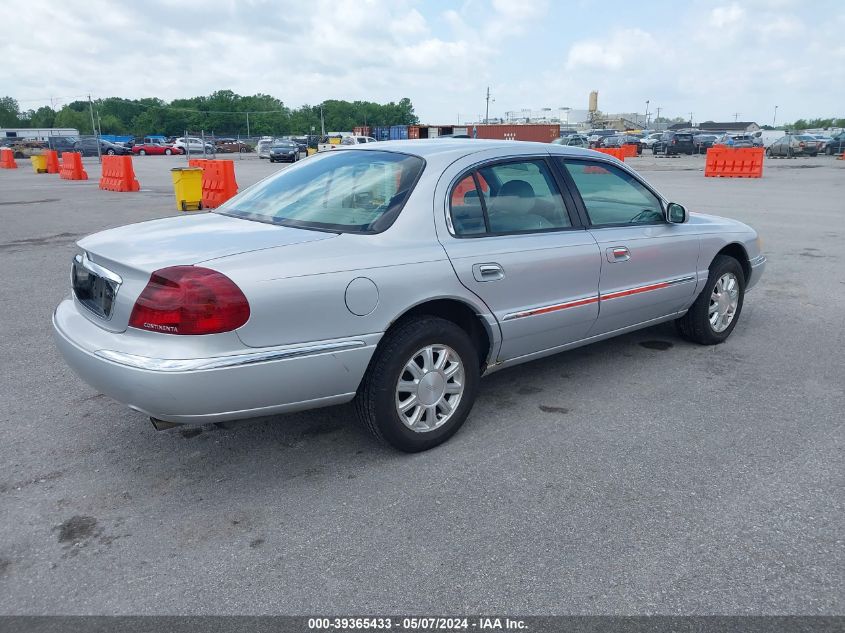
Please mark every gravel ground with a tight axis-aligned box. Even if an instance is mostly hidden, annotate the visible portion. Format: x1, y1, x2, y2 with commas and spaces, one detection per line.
0, 151, 842, 615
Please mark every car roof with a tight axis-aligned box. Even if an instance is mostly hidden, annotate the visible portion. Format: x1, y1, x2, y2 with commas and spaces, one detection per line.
349, 138, 596, 160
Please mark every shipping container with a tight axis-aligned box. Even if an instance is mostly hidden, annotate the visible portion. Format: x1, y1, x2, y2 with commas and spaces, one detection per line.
389, 125, 409, 140
471, 124, 560, 142
353, 126, 371, 137
372, 127, 390, 141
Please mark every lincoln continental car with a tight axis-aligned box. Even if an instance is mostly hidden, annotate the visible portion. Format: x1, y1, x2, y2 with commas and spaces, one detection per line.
53, 140, 765, 452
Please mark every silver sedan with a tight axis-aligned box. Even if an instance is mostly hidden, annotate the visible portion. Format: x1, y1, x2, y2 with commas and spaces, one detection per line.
53, 140, 766, 452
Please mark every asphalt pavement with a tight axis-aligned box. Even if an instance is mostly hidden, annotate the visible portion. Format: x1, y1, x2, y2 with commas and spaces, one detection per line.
0, 152, 842, 614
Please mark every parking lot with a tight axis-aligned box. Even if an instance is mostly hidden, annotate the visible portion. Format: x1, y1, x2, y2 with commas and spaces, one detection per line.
1, 152, 843, 614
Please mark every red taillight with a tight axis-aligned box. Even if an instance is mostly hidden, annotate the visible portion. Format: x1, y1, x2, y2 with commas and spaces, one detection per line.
799, 142, 805, 147
129, 266, 250, 335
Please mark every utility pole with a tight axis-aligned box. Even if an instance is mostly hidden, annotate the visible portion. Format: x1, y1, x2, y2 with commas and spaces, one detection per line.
655, 107, 662, 130
246, 111, 250, 138
88, 94, 101, 163
320, 105, 325, 136
689, 112, 694, 127
773, 105, 778, 128
645, 100, 650, 128
484, 86, 491, 124
733, 112, 741, 122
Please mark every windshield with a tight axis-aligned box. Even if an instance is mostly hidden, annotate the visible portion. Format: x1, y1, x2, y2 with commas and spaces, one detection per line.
217, 150, 425, 234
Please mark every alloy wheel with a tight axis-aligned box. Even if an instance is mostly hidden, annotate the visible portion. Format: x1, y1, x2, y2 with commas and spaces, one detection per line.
709, 273, 740, 333
395, 345, 465, 432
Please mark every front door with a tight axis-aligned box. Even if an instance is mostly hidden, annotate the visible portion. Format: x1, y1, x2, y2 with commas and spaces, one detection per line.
439, 157, 602, 362
557, 158, 699, 336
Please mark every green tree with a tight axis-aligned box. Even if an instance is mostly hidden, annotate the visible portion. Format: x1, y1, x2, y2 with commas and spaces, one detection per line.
0, 96, 21, 127
54, 106, 93, 134
29, 106, 56, 128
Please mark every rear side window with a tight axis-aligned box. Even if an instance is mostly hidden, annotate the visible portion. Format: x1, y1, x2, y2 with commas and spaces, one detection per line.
559, 159, 664, 226
449, 160, 572, 236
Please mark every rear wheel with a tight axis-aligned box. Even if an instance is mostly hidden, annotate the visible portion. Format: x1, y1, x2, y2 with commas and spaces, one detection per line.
139, 149, 146, 156
356, 316, 480, 452
165, 148, 172, 155
107, 149, 115, 155
676, 255, 745, 345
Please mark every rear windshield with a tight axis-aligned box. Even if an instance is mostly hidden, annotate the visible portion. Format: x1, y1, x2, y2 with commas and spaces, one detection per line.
217, 150, 425, 234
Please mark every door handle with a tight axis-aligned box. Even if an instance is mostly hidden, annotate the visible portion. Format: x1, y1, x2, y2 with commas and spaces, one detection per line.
473, 263, 505, 281
606, 246, 630, 262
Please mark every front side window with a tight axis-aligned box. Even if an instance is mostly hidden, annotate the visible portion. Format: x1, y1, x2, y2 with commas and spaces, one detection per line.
218, 150, 424, 234
560, 160, 664, 226
449, 160, 572, 236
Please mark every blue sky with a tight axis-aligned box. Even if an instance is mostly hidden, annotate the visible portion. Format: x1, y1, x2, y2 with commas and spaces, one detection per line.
1, 0, 842, 125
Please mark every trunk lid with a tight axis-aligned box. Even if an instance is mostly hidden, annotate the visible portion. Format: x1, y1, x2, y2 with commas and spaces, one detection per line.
74, 213, 336, 332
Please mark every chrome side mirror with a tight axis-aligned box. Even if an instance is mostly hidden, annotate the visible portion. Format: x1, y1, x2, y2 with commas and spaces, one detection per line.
666, 202, 688, 224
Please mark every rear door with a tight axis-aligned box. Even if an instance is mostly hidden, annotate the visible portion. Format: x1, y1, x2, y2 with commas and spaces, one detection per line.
438, 155, 601, 362
557, 158, 699, 335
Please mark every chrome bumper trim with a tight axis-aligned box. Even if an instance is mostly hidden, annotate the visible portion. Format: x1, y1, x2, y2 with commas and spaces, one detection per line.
93, 340, 366, 372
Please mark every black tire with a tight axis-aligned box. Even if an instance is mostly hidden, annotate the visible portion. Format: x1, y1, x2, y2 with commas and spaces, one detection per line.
765, 148, 772, 157
165, 149, 172, 155
107, 149, 115, 155
355, 316, 480, 452
139, 150, 146, 156
826, 146, 833, 156
676, 254, 746, 345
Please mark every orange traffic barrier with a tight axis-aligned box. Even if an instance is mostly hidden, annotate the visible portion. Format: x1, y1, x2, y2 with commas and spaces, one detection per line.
188, 158, 208, 169
704, 147, 764, 178
99, 155, 140, 192
0, 148, 18, 169
620, 144, 638, 158
594, 147, 626, 161
201, 160, 238, 208
837, 151, 845, 161
59, 152, 88, 180
44, 150, 60, 174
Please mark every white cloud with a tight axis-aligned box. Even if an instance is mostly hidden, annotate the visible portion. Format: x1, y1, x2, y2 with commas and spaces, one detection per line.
0, 0, 841, 126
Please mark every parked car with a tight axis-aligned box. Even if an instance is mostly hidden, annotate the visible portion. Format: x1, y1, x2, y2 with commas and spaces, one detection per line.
216, 139, 253, 153
823, 131, 845, 155
268, 140, 300, 163
53, 140, 765, 452
552, 134, 589, 148
653, 131, 695, 155
4, 139, 47, 158
641, 132, 663, 149
599, 134, 643, 155
131, 141, 183, 156
714, 134, 757, 148
282, 136, 309, 153
766, 134, 819, 157
805, 134, 830, 153
693, 134, 718, 153
586, 129, 617, 148
256, 138, 274, 159
172, 137, 214, 154
47, 136, 79, 153
73, 138, 132, 156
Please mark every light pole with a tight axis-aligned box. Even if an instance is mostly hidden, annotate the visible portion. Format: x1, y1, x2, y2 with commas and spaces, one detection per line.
645, 100, 650, 129
773, 105, 778, 128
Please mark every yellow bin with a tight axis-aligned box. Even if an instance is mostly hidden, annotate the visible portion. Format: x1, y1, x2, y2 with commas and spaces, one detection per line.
171, 167, 203, 211
306, 147, 317, 156
30, 155, 48, 174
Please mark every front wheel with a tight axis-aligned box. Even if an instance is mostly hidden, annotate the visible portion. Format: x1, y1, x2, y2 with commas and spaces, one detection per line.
676, 255, 745, 345
165, 149, 172, 155
139, 150, 146, 156
107, 149, 115, 155
356, 316, 480, 452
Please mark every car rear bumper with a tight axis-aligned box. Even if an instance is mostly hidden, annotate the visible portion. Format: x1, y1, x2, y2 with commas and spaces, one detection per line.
52, 298, 379, 424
